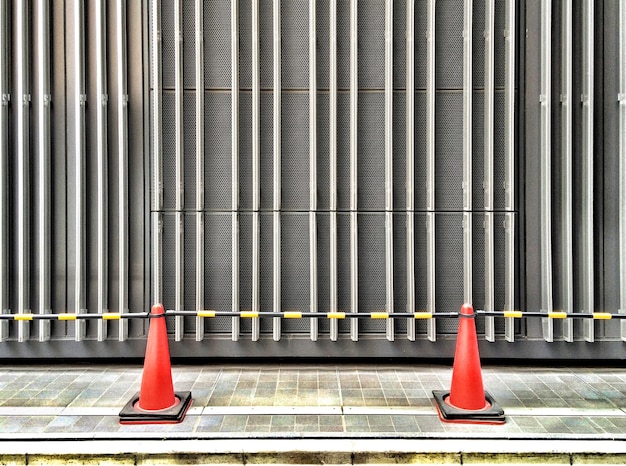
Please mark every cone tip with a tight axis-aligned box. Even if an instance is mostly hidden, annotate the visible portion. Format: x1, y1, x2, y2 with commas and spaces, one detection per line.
460, 303, 474, 316
151, 303, 165, 316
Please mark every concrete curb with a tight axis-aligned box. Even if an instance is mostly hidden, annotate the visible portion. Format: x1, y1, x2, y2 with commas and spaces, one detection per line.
3, 439, 626, 464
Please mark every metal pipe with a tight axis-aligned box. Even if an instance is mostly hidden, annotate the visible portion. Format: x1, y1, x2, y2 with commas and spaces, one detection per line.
74, 0, 86, 342
37, 0, 52, 342
504, 212, 515, 340
117, 0, 129, 341
252, 0, 260, 341
196, 213, 204, 340
309, 0, 318, 341
540, 0, 553, 342
17, 0, 31, 342
581, 0, 595, 342
96, 0, 109, 342
151, 0, 164, 307
152, 213, 163, 307
175, 210, 184, 341
0, 0, 8, 341
484, 0, 495, 342
232, 0, 240, 342
426, 0, 436, 342
385, 0, 394, 341
273, 0, 281, 341
406, 0, 415, 341
504, 0, 515, 342
196, 0, 205, 342
350, 0, 358, 342
174, 0, 184, 341
618, 1, 626, 341
329, 0, 338, 341
463, 0, 472, 309
561, 0, 574, 342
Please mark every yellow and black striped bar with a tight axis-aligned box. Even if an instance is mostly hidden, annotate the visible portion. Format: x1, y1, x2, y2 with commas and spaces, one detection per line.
0, 312, 149, 321
0, 310, 624, 321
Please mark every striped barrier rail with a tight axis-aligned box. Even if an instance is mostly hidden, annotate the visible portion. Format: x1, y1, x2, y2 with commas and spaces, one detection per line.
0, 310, 624, 321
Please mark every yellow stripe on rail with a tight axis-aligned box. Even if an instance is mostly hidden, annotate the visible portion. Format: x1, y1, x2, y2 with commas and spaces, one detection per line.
14, 314, 34, 321
198, 310, 217, 318
413, 312, 433, 319
103, 313, 122, 321
503, 311, 523, 318
548, 312, 568, 319
284, 312, 302, 319
327, 312, 346, 319
240, 311, 259, 318
370, 312, 389, 319
58, 314, 77, 321
593, 313, 612, 320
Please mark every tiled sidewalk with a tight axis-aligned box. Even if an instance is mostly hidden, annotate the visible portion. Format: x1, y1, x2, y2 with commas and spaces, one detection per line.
0, 364, 626, 439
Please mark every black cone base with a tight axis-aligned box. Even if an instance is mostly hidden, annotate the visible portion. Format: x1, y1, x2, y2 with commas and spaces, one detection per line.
119, 391, 192, 425
432, 390, 505, 424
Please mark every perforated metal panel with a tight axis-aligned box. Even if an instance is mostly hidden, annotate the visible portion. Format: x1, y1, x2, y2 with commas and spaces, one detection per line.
155, 0, 520, 348
2, 0, 624, 360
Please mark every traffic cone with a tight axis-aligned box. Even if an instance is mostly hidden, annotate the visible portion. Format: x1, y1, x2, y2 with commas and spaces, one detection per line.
432, 303, 505, 424
119, 304, 192, 424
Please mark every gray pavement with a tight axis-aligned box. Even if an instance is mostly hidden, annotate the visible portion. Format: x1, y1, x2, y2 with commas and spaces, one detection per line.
2, 363, 626, 462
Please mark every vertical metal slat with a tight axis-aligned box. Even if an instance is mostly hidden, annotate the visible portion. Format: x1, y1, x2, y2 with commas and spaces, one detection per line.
620, 0, 626, 340
74, 0, 86, 341
309, 0, 318, 341
273, 0, 281, 341
426, 0, 436, 341
504, 0, 516, 342
349, 0, 358, 342
96, 0, 109, 342
463, 0, 472, 309
561, 0, 574, 342
232, 0, 240, 342
151, 0, 164, 308
484, 0, 495, 342
406, 0, 416, 341
580, 0, 595, 342
196, 0, 205, 342
117, 0, 129, 341
0, 0, 8, 341
174, 0, 184, 341
37, 0, 52, 342
329, 0, 338, 341
540, 0, 554, 342
252, 0, 261, 341
385, 0, 394, 341
17, 0, 31, 342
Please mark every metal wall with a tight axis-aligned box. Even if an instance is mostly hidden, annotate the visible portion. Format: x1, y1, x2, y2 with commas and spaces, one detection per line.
150, 0, 519, 353
0, 0, 625, 360
523, 0, 626, 347
0, 0, 149, 355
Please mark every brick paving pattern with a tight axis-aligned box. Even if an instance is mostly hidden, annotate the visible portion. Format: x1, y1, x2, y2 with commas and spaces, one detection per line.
0, 364, 625, 438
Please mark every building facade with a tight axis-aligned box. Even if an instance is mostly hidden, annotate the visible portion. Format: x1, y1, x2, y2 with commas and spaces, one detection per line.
0, 0, 624, 360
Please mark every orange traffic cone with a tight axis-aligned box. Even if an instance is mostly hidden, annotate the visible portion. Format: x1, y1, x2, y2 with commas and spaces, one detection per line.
432, 304, 505, 424
119, 304, 192, 424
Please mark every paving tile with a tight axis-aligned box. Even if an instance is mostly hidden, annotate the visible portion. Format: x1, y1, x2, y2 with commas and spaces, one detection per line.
270, 415, 295, 427
3, 364, 626, 441
196, 415, 224, 432
344, 416, 369, 430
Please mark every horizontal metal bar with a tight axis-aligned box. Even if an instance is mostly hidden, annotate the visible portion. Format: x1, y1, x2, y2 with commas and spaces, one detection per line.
170, 311, 626, 320
0, 313, 150, 321
3, 310, 625, 324
166, 311, 457, 319
476, 311, 623, 320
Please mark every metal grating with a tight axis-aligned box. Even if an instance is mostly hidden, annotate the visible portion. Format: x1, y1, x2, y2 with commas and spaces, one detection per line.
0, 0, 621, 359
156, 0, 524, 346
